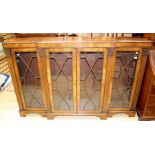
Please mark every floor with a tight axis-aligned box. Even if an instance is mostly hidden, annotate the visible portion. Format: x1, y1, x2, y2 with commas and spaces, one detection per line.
0, 81, 138, 121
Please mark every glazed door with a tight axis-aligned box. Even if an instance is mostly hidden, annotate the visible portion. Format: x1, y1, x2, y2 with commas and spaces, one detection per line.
108, 48, 147, 111
46, 48, 76, 113
11, 48, 47, 110
77, 48, 107, 113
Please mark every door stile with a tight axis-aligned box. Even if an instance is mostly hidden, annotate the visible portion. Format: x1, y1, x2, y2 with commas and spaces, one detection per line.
103, 48, 116, 112
99, 48, 107, 112
76, 49, 80, 112
45, 49, 55, 112
37, 48, 50, 111
72, 49, 77, 113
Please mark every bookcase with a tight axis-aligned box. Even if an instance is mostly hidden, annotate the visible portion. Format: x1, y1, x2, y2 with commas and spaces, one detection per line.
3, 37, 151, 119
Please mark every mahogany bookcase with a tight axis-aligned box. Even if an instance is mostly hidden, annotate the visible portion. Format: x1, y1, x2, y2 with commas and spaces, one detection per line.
3, 37, 151, 119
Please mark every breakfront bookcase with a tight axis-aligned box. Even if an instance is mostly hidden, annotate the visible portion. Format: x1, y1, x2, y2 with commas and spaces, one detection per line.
3, 37, 152, 119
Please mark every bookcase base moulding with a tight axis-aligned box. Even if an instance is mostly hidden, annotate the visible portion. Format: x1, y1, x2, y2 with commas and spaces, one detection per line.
19, 110, 136, 120
3, 37, 151, 119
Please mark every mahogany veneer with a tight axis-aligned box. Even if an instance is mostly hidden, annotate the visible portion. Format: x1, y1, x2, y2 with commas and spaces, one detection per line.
3, 37, 152, 119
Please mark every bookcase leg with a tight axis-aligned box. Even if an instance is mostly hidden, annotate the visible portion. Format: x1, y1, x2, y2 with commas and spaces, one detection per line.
128, 112, 136, 117
99, 114, 107, 120
47, 113, 55, 120
41, 113, 47, 117
19, 111, 26, 117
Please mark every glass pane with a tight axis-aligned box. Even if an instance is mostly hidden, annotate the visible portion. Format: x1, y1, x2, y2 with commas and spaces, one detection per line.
80, 52, 104, 111
16, 52, 44, 108
110, 51, 138, 108
49, 52, 73, 111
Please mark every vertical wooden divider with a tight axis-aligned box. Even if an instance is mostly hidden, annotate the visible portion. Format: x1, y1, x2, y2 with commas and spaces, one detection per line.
99, 48, 107, 112
76, 49, 80, 112
38, 48, 51, 112
45, 49, 55, 112
103, 48, 116, 112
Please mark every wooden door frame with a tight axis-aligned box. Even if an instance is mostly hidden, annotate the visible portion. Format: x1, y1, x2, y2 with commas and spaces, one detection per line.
107, 47, 147, 112
45, 48, 77, 113
77, 48, 107, 114
11, 48, 47, 111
